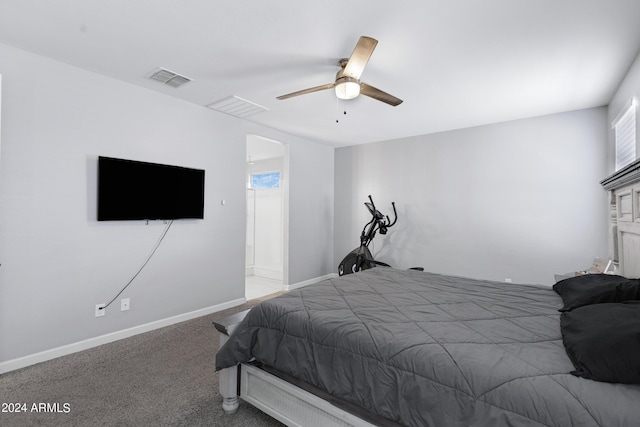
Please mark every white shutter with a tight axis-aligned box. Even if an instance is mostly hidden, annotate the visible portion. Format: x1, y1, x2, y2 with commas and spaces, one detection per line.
613, 98, 637, 171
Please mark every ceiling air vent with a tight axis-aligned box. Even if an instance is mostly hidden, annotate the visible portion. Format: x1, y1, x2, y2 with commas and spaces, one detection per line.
146, 68, 192, 88
207, 95, 268, 118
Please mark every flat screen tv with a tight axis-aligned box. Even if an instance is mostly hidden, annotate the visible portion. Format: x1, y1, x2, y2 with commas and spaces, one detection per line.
98, 156, 205, 221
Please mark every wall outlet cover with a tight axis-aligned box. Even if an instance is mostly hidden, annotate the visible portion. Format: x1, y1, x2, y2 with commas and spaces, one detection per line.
95, 303, 106, 317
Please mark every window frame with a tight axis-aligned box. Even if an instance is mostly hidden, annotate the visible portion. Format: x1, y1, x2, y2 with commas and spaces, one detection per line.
612, 97, 637, 171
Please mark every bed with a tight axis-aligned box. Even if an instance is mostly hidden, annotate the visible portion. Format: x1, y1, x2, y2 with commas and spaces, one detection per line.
216, 268, 640, 426
215, 161, 640, 426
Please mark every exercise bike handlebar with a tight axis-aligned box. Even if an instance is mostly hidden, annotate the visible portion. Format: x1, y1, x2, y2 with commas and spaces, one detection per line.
387, 201, 398, 227
361, 196, 397, 246
367, 195, 397, 227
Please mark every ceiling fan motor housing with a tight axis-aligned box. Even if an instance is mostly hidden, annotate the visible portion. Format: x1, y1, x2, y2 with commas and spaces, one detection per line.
335, 67, 360, 100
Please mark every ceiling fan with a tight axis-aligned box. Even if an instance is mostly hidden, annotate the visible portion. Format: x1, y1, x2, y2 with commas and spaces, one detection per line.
276, 36, 403, 107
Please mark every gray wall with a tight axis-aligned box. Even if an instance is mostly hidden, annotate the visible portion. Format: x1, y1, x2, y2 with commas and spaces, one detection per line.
335, 108, 609, 285
0, 42, 334, 368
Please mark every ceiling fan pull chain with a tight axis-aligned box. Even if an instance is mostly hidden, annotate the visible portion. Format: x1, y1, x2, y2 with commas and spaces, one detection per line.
335, 98, 349, 124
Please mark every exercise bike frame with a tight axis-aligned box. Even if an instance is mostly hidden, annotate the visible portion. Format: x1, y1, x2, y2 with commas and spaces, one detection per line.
338, 195, 397, 276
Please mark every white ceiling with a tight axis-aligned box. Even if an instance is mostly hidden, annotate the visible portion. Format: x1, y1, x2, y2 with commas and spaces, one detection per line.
1, 1, 640, 148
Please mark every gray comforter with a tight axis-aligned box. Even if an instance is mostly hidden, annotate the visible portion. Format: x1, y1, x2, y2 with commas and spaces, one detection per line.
216, 268, 640, 426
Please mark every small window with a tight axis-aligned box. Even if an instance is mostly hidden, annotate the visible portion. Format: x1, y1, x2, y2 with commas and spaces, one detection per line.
613, 98, 637, 171
250, 171, 280, 189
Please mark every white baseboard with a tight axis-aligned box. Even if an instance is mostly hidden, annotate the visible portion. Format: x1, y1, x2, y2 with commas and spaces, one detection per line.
1, 272, 338, 374
286, 273, 337, 291
0, 297, 247, 375
252, 267, 283, 281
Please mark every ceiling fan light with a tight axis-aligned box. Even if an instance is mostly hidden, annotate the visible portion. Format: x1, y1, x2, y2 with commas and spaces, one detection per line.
335, 78, 360, 100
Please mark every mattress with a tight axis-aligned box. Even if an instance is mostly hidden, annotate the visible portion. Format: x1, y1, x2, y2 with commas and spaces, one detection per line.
216, 268, 640, 426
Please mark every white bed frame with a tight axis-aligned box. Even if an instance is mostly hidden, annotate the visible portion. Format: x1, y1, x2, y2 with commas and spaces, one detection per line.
216, 160, 640, 426
215, 310, 376, 427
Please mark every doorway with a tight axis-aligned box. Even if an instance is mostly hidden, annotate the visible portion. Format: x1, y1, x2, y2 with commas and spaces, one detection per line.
245, 135, 288, 300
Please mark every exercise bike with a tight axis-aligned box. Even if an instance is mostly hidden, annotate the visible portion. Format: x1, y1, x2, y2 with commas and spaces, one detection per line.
338, 195, 398, 276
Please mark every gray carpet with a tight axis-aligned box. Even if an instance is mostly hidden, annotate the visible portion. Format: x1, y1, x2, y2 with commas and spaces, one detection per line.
0, 295, 285, 427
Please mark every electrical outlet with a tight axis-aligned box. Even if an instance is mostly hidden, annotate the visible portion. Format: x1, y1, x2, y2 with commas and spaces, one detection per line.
95, 303, 106, 317
121, 298, 130, 311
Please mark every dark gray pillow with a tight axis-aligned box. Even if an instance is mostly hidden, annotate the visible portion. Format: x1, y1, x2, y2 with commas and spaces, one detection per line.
560, 302, 640, 384
552, 274, 640, 312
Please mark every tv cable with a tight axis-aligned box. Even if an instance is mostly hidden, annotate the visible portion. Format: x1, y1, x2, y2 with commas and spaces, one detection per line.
100, 220, 174, 310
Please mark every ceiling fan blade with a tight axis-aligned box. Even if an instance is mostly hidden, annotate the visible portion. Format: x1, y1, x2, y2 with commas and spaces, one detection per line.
343, 36, 378, 79
360, 83, 403, 106
276, 83, 335, 100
